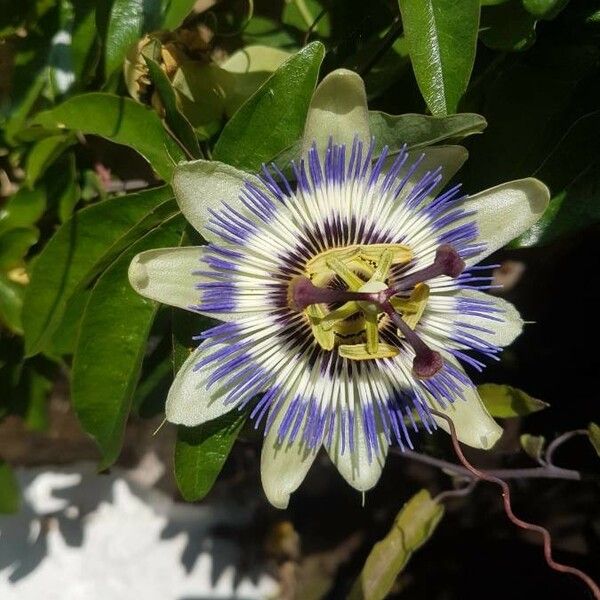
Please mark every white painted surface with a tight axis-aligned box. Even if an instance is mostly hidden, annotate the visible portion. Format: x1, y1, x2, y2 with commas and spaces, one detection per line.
0, 458, 278, 600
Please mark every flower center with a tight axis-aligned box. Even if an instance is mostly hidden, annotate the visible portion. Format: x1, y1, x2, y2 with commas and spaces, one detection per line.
288, 244, 465, 379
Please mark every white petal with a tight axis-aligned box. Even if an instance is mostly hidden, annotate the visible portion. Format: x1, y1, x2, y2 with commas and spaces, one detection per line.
128, 246, 239, 322
172, 160, 265, 243
128, 247, 200, 312
260, 397, 319, 509
454, 289, 524, 348
166, 340, 236, 426
400, 145, 469, 201
464, 178, 550, 265
326, 408, 387, 492
301, 68, 370, 159
430, 357, 502, 449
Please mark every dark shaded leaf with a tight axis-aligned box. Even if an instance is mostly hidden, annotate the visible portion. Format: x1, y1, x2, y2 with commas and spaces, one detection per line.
174, 411, 246, 502
72, 214, 185, 469
0, 461, 20, 514
145, 56, 201, 159
480, 1, 537, 52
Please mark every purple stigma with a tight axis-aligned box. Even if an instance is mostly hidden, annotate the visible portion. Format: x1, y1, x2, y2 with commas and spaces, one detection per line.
382, 301, 443, 379
395, 244, 466, 292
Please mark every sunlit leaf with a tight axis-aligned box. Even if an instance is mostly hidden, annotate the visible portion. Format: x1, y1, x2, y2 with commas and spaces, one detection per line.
72, 214, 185, 470
34, 93, 185, 180
213, 41, 325, 171
398, 0, 480, 115
349, 489, 444, 600
478, 383, 549, 418
104, 0, 162, 79
22, 186, 176, 356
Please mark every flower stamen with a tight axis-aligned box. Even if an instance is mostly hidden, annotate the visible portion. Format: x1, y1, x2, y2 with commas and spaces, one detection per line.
394, 244, 466, 292
382, 300, 443, 379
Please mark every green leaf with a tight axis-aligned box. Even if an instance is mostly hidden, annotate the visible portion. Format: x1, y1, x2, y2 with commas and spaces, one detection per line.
522, 0, 568, 20
514, 111, 600, 247
588, 422, 600, 458
33, 94, 185, 181
161, 0, 197, 30
349, 489, 444, 600
0, 228, 39, 271
46, 289, 91, 357
369, 112, 487, 154
0, 275, 25, 334
144, 57, 201, 159
72, 215, 185, 469
478, 383, 549, 418
480, 1, 537, 52
520, 433, 546, 462
171, 255, 246, 502
22, 186, 176, 357
174, 411, 246, 501
25, 134, 76, 188
398, 0, 480, 116
0, 187, 47, 237
213, 41, 325, 171
105, 0, 162, 79
219, 46, 293, 117
0, 461, 20, 514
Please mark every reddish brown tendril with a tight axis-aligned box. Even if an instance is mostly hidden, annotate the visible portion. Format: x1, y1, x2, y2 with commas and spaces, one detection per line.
430, 409, 600, 599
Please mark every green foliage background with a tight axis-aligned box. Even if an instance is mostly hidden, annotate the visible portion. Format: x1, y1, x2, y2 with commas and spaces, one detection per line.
1, 1, 599, 596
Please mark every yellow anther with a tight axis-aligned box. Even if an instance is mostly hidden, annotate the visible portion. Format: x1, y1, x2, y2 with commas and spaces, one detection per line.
306, 304, 335, 350
339, 343, 399, 360
326, 256, 364, 290
318, 301, 360, 330
365, 313, 379, 354
391, 283, 430, 331
369, 248, 394, 282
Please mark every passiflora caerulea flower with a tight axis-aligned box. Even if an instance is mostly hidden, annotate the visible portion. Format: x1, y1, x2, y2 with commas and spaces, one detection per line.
128, 69, 549, 508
